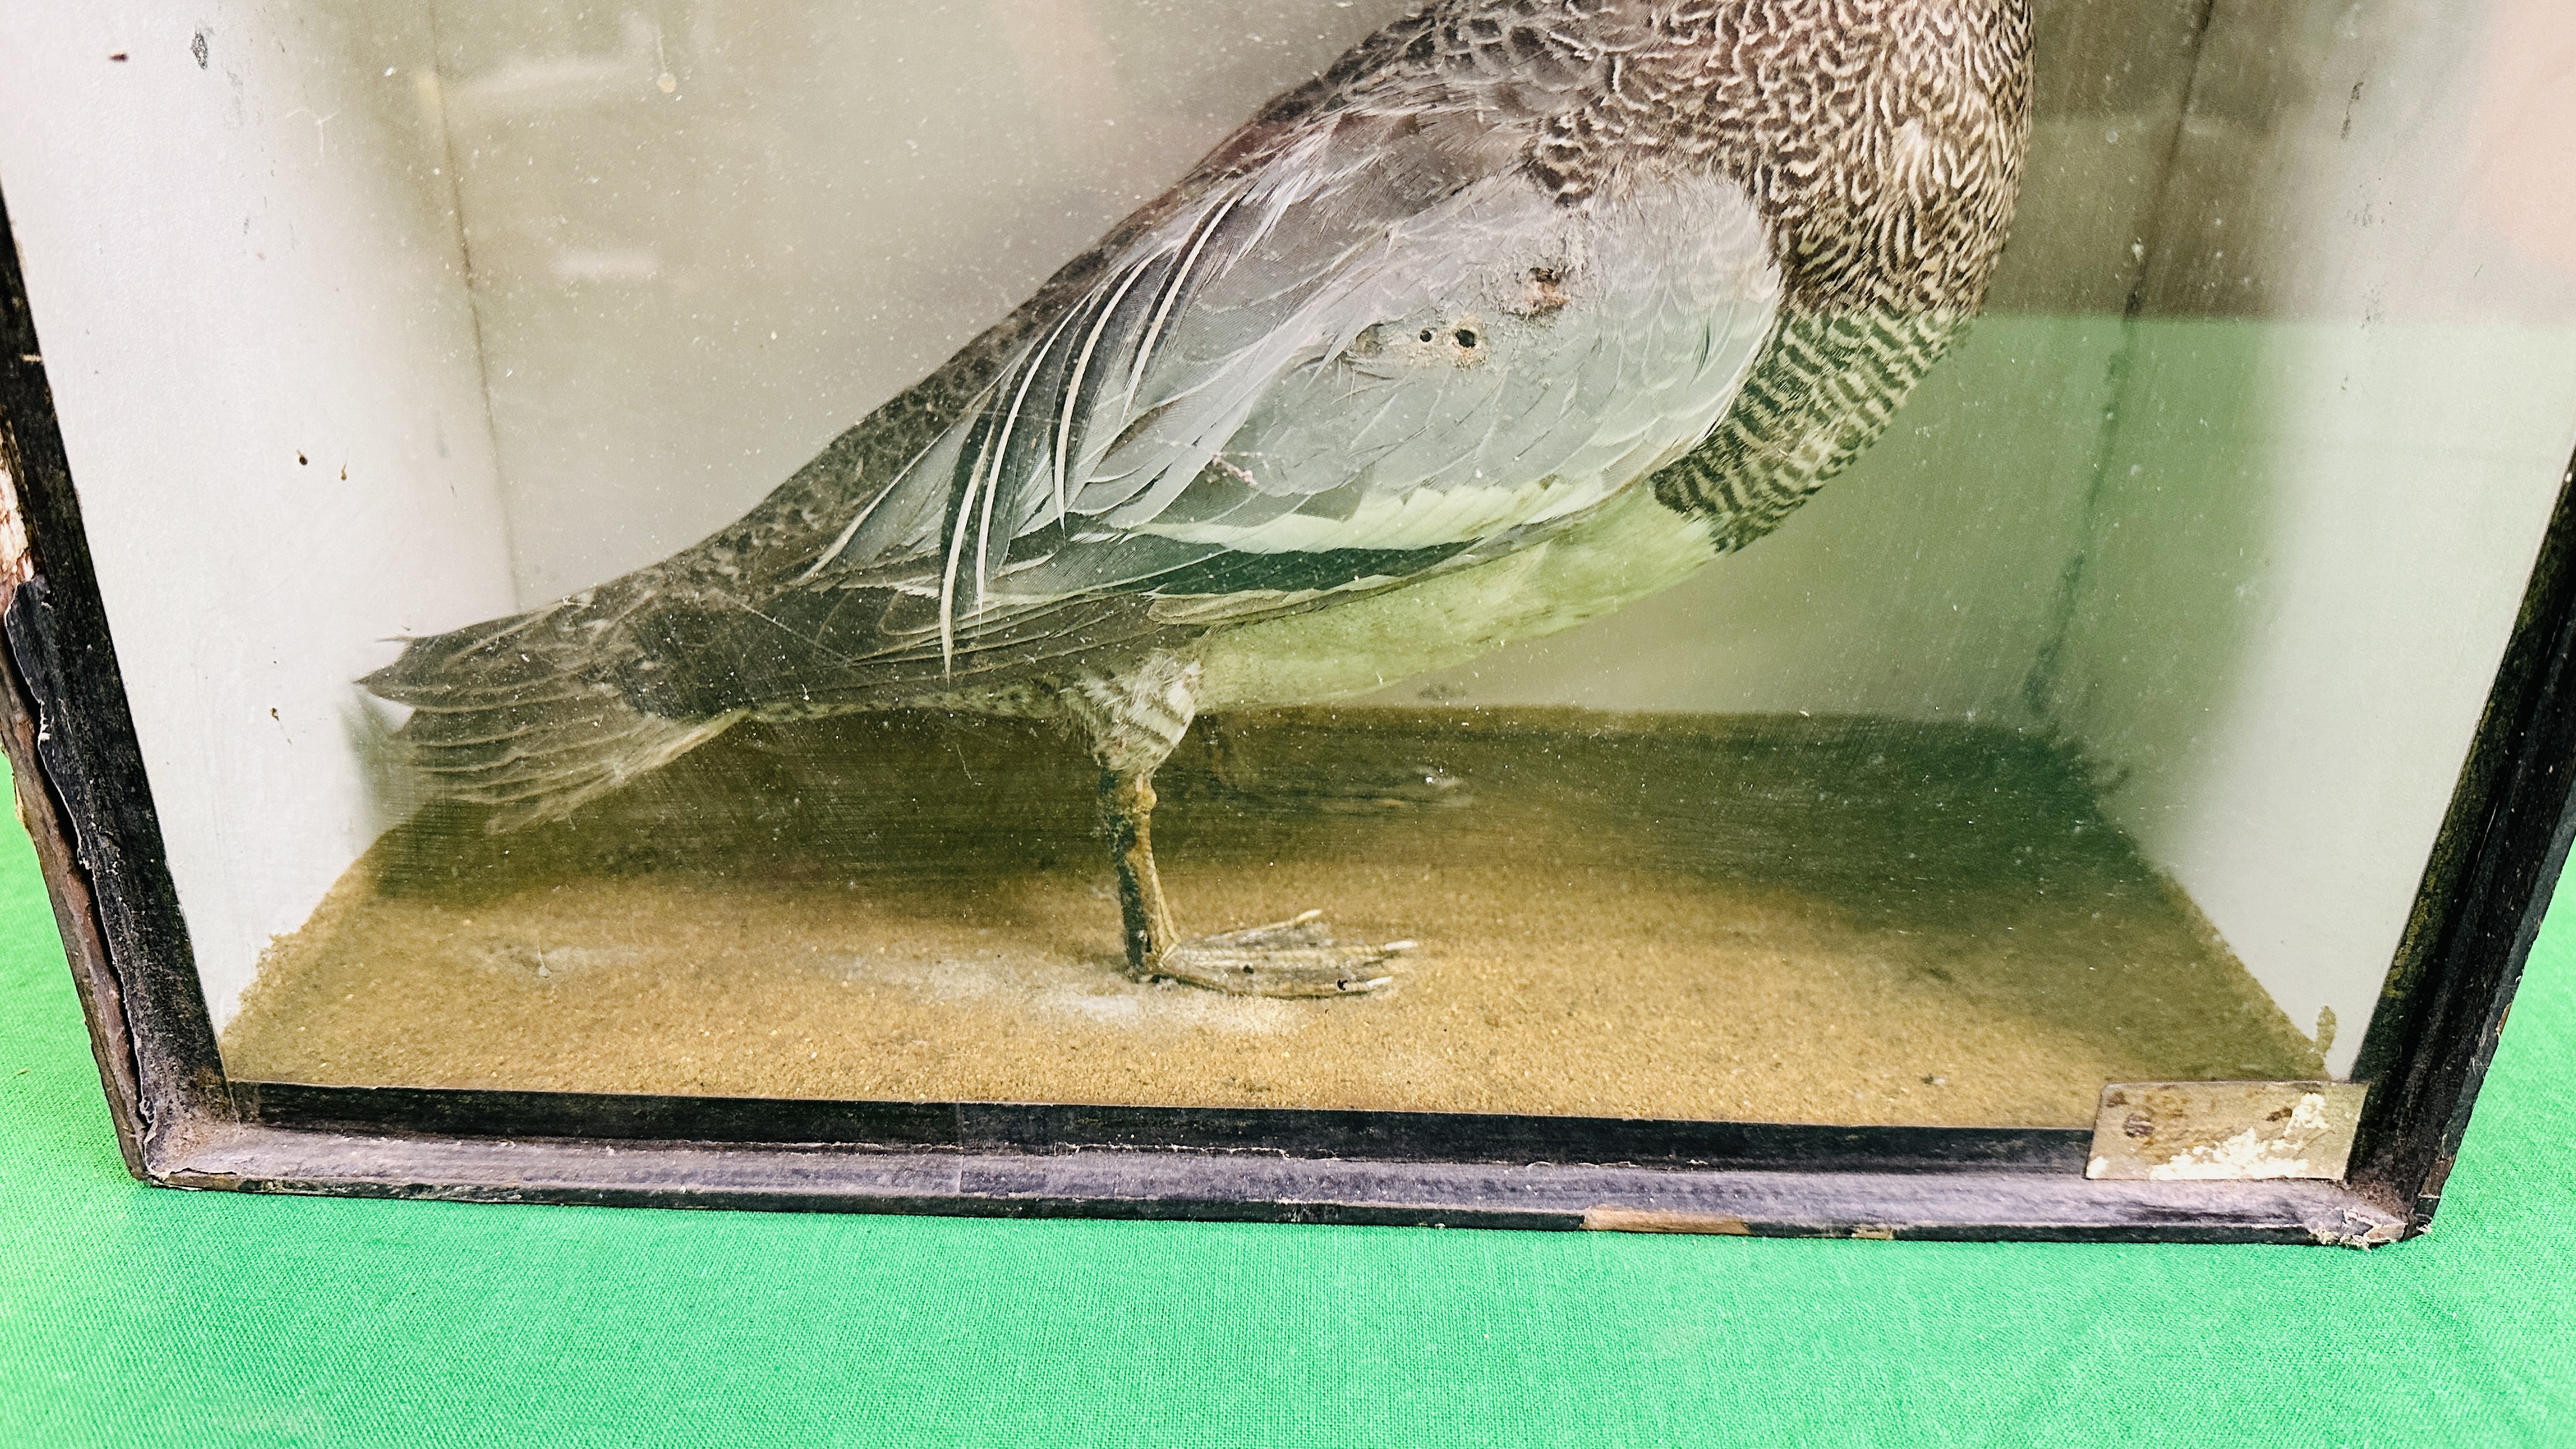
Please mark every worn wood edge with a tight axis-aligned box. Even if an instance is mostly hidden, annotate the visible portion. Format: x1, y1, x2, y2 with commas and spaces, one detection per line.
1580, 1207, 1754, 1234
0, 579, 144, 1176
2, 183, 231, 1169
0, 204, 150, 1176
0, 194, 149, 1169
2, 585, 232, 1146
2348, 456, 2576, 1234
151, 1122, 2409, 1246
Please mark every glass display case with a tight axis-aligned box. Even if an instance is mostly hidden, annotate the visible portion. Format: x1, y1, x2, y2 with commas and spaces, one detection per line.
0, 0, 2568, 1240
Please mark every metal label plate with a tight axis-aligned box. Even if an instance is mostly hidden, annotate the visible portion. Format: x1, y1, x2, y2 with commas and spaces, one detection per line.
2086, 1082, 2369, 1182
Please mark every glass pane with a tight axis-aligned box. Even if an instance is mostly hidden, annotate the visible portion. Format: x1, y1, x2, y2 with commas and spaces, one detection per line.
2, 0, 2568, 1127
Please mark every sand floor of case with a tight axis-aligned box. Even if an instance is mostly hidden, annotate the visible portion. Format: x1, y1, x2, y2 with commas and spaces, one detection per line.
223, 709, 2326, 1126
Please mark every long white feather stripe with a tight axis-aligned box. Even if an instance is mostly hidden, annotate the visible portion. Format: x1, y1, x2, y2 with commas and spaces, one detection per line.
1121, 183, 1256, 420
976, 330, 1061, 613
937, 410, 1000, 667
1011, 304, 1090, 537
1048, 250, 1167, 519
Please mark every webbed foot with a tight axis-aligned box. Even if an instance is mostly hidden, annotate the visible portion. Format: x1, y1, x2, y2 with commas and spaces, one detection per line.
1149, 910, 1409, 997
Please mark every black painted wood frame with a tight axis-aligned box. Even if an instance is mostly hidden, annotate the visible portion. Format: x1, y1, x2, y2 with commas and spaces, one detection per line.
3, 183, 2568, 1245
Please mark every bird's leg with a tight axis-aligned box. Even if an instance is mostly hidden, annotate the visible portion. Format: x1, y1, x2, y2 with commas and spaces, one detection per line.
1096, 765, 1407, 995
1099, 767, 1180, 970
1069, 655, 1407, 997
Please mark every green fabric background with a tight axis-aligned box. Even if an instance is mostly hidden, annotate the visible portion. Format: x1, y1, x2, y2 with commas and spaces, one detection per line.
1, 775, 2570, 1446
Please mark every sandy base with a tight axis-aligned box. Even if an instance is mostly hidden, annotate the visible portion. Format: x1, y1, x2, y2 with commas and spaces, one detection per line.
222, 709, 2323, 1127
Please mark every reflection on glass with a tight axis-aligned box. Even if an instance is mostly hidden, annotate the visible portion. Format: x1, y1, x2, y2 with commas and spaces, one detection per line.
1, 0, 2567, 1126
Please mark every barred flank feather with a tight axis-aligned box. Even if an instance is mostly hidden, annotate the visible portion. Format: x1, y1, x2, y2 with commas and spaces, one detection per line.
1650, 306, 1967, 553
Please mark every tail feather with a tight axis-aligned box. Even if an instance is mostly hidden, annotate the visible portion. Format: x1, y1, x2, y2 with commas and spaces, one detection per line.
364, 601, 740, 831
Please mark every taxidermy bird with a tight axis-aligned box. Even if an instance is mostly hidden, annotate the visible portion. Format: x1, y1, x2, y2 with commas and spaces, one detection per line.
366, 0, 2033, 996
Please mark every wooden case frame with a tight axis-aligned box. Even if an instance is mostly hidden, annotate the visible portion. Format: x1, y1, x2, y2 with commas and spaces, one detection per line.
3, 184, 2568, 1245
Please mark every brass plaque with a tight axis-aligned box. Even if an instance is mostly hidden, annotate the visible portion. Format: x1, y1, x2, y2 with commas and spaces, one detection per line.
2085, 1082, 2368, 1182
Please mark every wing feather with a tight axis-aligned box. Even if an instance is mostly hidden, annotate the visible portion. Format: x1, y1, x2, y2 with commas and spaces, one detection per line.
736, 114, 1781, 680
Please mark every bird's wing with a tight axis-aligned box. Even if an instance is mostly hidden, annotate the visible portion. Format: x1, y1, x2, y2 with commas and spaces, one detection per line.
766, 112, 1779, 675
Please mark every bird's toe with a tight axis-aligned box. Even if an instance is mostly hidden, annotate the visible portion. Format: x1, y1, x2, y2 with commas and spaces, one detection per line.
1152, 911, 1410, 997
